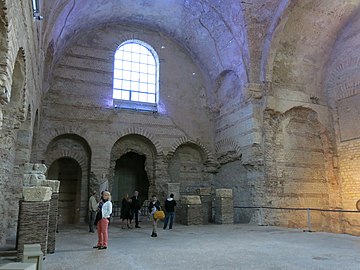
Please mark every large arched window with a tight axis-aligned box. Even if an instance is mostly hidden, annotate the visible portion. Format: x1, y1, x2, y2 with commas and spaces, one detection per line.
113, 40, 159, 109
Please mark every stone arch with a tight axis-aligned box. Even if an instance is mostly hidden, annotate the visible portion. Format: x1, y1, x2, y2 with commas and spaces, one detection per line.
0, 0, 10, 105
264, 106, 337, 231
3, 48, 27, 128
215, 138, 242, 165
45, 134, 92, 222
113, 127, 163, 155
110, 134, 157, 199
168, 136, 215, 164
39, 126, 91, 159
168, 140, 212, 195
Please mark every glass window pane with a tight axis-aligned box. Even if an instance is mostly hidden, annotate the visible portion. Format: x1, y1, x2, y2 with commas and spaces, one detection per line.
113, 79, 122, 89
148, 65, 156, 75
139, 83, 148, 92
140, 64, 147, 73
123, 61, 131, 71
122, 91, 130, 100
122, 80, 131, 90
113, 41, 158, 104
148, 94, 156, 103
114, 69, 122, 79
113, 90, 122, 99
114, 59, 122, 69
139, 93, 148, 102
131, 72, 140, 82
148, 75, 155, 84
132, 81, 139, 91
123, 52, 132, 61
148, 84, 155, 93
132, 92, 139, 102
123, 70, 131, 80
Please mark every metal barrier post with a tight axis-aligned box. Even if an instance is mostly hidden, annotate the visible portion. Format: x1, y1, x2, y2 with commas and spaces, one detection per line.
307, 208, 312, 232
259, 207, 264, 226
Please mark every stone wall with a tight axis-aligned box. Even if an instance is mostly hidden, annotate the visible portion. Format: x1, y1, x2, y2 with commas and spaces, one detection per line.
37, 23, 217, 206
0, 0, 42, 246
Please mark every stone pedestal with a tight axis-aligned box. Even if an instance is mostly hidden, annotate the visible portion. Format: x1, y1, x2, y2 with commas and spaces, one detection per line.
197, 187, 213, 223
215, 189, 234, 224
180, 195, 202, 225
47, 193, 59, 254
17, 187, 52, 260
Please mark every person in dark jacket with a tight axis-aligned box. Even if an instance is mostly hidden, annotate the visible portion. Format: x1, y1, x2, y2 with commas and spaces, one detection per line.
148, 195, 161, 237
120, 194, 132, 229
163, 193, 177, 230
131, 190, 141, 228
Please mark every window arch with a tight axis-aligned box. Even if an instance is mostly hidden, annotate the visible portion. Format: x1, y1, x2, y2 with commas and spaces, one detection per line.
113, 40, 159, 109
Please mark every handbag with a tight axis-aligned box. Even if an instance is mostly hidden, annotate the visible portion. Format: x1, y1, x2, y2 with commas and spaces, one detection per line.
94, 210, 102, 225
154, 210, 165, 220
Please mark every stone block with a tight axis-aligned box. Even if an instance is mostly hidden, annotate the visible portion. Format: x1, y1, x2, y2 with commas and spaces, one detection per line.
23, 244, 43, 270
215, 196, 234, 224
180, 204, 203, 225
23, 187, 52, 202
17, 201, 50, 260
41, 180, 60, 193
181, 195, 201, 205
216, 189, 233, 198
0, 263, 36, 270
197, 187, 212, 196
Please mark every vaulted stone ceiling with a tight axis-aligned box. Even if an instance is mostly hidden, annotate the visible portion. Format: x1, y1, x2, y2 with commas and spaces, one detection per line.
41, 0, 360, 98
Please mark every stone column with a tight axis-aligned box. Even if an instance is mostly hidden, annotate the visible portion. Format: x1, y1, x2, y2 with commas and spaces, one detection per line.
180, 195, 203, 225
215, 189, 234, 224
17, 187, 52, 260
197, 187, 213, 223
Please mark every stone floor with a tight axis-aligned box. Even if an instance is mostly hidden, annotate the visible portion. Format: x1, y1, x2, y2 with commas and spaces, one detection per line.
1, 221, 360, 270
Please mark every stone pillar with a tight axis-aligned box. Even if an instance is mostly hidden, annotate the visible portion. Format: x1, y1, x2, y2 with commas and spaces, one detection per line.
17, 187, 52, 260
215, 189, 234, 224
40, 179, 60, 254
197, 187, 213, 223
47, 193, 59, 254
180, 195, 203, 225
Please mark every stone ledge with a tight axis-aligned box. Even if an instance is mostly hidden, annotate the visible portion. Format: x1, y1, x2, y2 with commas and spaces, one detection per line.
23, 187, 52, 202
216, 189, 233, 198
181, 195, 201, 205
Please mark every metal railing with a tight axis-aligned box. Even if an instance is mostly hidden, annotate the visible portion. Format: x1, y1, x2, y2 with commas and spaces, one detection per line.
234, 206, 360, 232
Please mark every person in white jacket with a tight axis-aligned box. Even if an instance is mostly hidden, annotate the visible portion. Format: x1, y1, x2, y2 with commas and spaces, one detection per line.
94, 191, 112, 250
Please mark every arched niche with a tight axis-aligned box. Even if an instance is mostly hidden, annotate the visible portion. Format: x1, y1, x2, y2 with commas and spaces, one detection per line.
264, 107, 336, 231
110, 134, 157, 201
48, 157, 82, 224
168, 142, 207, 195
45, 134, 92, 222
3, 48, 26, 129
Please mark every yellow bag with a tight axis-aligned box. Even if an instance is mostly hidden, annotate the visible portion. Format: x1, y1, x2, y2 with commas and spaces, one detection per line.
154, 210, 165, 220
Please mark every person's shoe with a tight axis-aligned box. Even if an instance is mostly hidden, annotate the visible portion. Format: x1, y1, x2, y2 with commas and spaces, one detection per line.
154, 233, 157, 237
163, 227, 166, 230
169, 228, 172, 230
135, 225, 141, 228
98, 246, 107, 250
93, 245, 100, 248
151, 232, 155, 237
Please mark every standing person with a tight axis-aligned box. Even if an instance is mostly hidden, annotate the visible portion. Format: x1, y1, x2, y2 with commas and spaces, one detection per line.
88, 190, 98, 233
148, 195, 161, 237
163, 193, 177, 230
120, 194, 132, 229
94, 191, 112, 250
131, 191, 141, 228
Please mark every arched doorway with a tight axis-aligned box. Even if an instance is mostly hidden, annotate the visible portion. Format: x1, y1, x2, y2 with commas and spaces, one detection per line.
113, 152, 149, 205
48, 158, 82, 224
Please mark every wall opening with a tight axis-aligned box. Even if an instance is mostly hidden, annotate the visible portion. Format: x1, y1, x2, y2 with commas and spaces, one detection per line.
48, 158, 82, 224
112, 152, 149, 206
